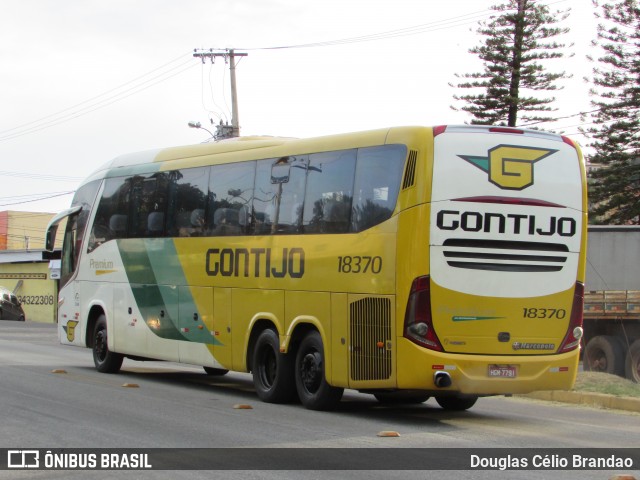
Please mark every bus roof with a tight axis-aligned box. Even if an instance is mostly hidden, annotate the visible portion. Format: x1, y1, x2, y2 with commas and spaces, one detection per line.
84, 127, 401, 183
83, 125, 573, 184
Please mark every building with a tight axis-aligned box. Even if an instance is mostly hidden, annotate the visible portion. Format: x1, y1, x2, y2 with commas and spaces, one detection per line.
0, 211, 63, 323
0, 211, 61, 250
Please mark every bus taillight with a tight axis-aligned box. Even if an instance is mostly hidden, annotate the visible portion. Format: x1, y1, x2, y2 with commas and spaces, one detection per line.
489, 127, 524, 134
403, 276, 443, 351
561, 135, 578, 149
433, 125, 447, 137
558, 282, 585, 353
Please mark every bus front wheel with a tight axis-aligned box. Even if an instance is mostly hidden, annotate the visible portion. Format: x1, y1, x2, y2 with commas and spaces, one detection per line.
92, 315, 123, 374
251, 329, 296, 403
295, 331, 343, 411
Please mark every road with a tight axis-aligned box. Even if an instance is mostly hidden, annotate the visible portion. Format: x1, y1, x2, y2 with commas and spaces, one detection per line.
0, 321, 638, 480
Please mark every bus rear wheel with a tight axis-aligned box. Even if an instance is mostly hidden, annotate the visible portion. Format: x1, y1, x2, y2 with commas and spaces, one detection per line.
251, 328, 296, 403
295, 331, 343, 411
93, 315, 123, 373
435, 395, 478, 411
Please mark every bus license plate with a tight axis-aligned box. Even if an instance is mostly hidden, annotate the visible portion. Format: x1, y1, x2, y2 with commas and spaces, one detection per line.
488, 365, 517, 378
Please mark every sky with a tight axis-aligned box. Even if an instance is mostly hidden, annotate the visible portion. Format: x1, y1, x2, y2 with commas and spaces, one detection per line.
0, 0, 599, 217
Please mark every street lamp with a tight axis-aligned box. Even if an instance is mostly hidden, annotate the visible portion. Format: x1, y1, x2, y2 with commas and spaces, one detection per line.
188, 121, 215, 139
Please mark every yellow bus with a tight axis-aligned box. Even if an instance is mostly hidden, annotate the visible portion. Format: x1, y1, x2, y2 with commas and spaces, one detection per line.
46, 125, 587, 411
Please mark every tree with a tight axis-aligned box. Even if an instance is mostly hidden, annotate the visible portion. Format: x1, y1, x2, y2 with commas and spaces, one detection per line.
451, 0, 571, 126
586, 0, 640, 225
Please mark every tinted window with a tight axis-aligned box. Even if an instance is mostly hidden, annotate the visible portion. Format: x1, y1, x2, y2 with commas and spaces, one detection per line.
209, 161, 255, 236
303, 150, 356, 234
166, 168, 209, 237
130, 173, 170, 238
88, 176, 132, 252
254, 156, 308, 235
85, 143, 406, 248
61, 213, 81, 286
65, 179, 100, 253
351, 145, 406, 232
60, 180, 100, 257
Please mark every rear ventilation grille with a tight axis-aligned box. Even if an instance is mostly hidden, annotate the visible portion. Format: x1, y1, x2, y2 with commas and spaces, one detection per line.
402, 150, 418, 189
442, 238, 568, 272
349, 297, 392, 381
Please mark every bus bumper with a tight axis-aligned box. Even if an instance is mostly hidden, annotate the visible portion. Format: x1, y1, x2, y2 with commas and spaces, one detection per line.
396, 338, 580, 395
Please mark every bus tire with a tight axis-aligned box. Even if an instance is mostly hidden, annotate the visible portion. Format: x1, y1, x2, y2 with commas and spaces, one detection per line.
203, 367, 229, 376
624, 339, 640, 383
295, 330, 343, 411
251, 328, 296, 403
583, 335, 625, 377
374, 391, 430, 405
435, 395, 478, 411
92, 315, 123, 374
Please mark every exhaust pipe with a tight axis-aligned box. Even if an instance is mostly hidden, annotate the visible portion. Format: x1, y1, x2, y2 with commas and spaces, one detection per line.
434, 371, 452, 388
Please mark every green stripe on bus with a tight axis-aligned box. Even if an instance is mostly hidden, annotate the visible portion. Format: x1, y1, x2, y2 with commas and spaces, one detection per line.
118, 238, 185, 341
118, 238, 222, 345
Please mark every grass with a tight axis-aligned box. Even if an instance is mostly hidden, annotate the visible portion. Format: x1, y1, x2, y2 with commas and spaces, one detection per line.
572, 371, 640, 397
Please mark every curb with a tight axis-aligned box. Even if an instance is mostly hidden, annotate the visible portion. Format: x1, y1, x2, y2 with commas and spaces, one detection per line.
521, 391, 640, 413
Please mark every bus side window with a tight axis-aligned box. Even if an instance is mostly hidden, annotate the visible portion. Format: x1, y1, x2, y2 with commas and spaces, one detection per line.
165, 167, 209, 238
88, 177, 130, 252
253, 159, 278, 234
254, 157, 307, 235
129, 174, 169, 238
209, 161, 255, 236
303, 150, 356, 234
266, 155, 308, 234
351, 145, 406, 232
147, 212, 165, 235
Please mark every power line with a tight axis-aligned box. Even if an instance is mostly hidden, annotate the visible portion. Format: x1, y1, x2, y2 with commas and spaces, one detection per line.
237, 1, 569, 51
240, 9, 499, 51
0, 1, 576, 144
520, 109, 600, 127
200, 62, 226, 124
0, 52, 190, 137
0, 53, 197, 142
0, 191, 74, 207
0, 171, 83, 182
0, 191, 73, 201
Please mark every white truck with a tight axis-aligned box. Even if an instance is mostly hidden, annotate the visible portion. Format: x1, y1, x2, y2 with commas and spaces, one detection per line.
583, 225, 640, 382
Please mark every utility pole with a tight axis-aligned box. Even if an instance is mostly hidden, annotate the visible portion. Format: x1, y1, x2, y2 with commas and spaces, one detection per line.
193, 48, 247, 138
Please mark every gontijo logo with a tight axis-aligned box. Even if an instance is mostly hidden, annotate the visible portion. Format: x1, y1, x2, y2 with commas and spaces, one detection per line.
64, 320, 79, 342
458, 145, 557, 190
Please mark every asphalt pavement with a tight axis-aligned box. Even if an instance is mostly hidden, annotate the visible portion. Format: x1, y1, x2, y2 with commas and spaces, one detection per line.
3, 320, 639, 414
